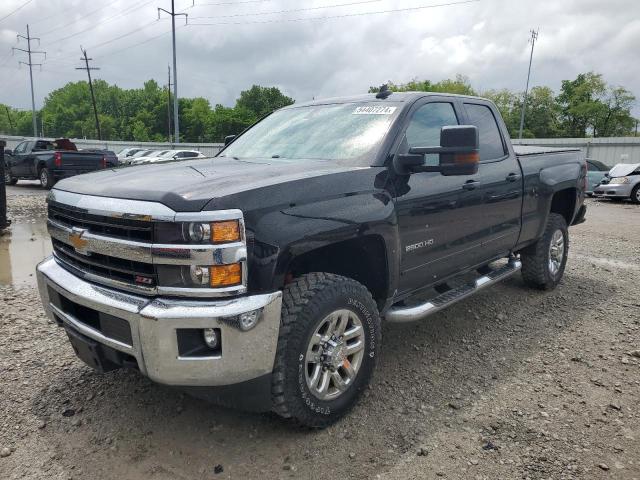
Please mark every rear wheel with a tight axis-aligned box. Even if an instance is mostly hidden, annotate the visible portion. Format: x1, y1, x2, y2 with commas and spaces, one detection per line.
631, 184, 640, 205
271, 272, 381, 428
520, 213, 569, 290
39, 167, 55, 189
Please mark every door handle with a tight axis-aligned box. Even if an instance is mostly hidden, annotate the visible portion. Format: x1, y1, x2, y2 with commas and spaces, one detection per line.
462, 179, 480, 190
506, 172, 522, 182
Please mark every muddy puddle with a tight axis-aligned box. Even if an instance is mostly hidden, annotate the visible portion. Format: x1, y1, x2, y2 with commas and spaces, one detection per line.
0, 218, 52, 286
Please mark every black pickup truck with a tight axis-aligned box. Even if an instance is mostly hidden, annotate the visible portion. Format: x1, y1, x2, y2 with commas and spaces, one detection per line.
36, 91, 586, 427
4, 138, 113, 188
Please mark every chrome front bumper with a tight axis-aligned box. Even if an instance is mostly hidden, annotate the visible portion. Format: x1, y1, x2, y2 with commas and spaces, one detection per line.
37, 257, 282, 387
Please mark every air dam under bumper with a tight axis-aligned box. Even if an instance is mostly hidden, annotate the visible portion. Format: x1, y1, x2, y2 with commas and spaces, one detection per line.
36, 257, 283, 388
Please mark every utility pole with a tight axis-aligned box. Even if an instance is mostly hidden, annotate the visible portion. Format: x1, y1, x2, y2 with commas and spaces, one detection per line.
518, 29, 538, 140
158, 1, 189, 143
76, 47, 101, 140
5, 106, 14, 134
167, 64, 172, 143
13, 25, 46, 137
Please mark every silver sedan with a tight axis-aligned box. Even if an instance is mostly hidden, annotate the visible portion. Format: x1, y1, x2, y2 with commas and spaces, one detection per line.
593, 163, 640, 204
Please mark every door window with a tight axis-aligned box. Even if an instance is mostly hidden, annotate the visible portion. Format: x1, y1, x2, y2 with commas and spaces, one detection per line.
405, 102, 459, 148
464, 103, 506, 161
405, 102, 458, 165
13, 142, 26, 154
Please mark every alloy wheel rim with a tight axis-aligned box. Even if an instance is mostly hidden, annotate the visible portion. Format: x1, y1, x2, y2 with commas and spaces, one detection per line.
636, 189, 640, 202
304, 309, 365, 401
40, 170, 47, 185
548, 229, 565, 276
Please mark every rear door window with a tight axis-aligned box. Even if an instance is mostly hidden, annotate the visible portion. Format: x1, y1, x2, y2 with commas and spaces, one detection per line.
464, 103, 506, 161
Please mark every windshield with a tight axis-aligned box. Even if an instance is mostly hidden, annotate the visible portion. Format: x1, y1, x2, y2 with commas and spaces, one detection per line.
221, 102, 401, 163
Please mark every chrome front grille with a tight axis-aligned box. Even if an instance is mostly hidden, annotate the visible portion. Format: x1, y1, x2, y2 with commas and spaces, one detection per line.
52, 238, 157, 288
46, 190, 248, 298
48, 202, 153, 242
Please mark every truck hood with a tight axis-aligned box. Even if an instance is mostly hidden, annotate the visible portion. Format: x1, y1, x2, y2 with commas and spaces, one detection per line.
53, 157, 366, 211
609, 163, 640, 177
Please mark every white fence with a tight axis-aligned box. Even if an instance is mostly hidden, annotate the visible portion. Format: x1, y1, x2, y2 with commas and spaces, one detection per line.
1, 135, 225, 157
512, 137, 640, 167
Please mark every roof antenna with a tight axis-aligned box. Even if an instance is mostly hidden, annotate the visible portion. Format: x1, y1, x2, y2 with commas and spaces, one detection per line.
376, 84, 392, 99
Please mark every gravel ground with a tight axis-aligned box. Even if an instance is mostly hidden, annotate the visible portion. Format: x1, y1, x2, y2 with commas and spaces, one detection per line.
1, 186, 639, 480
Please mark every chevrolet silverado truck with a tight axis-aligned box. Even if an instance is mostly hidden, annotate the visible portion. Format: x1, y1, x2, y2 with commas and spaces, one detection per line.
36, 91, 587, 427
4, 138, 113, 189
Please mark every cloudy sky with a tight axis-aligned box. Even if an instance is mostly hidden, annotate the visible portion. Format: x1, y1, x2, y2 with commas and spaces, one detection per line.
1, 0, 639, 114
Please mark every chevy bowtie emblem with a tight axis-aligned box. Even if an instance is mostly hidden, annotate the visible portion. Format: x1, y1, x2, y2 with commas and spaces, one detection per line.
69, 227, 90, 255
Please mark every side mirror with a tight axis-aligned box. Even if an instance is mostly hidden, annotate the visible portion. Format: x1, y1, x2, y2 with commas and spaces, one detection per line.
394, 125, 480, 176
4, 149, 12, 156
224, 135, 236, 146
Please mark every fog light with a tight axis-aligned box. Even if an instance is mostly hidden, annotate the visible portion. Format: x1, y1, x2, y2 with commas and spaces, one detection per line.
190, 265, 210, 285
203, 328, 219, 349
238, 309, 261, 331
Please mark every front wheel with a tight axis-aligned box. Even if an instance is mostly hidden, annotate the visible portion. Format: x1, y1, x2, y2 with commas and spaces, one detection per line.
631, 184, 640, 205
39, 167, 55, 189
520, 213, 569, 290
271, 273, 381, 428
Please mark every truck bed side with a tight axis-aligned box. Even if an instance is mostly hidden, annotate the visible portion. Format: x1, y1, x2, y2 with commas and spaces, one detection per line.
515, 147, 585, 250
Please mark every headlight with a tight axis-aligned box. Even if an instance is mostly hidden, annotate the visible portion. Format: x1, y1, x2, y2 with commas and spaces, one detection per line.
609, 177, 629, 184
185, 222, 210, 243
155, 218, 243, 245
157, 263, 242, 288
179, 220, 240, 244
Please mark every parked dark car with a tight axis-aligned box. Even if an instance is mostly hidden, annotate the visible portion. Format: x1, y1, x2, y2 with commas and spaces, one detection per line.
4, 139, 111, 188
37, 91, 586, 427
82, 148, 118, 167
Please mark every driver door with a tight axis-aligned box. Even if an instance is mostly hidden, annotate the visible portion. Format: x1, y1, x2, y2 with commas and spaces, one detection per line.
9, 141, 29, 176
391, 98, 486, 296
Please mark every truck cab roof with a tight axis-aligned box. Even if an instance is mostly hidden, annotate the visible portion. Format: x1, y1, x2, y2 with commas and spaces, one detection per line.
290, 91, 490, 108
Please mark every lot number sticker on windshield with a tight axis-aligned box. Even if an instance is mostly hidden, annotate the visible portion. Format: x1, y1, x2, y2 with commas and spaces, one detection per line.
352, 106, 397, 115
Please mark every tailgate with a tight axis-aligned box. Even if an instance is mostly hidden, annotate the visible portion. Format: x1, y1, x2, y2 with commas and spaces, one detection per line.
59, 151, 104, 170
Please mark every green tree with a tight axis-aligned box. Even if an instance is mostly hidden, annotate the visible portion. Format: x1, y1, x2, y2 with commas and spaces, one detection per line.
235, 85, 294, 119
556, 72, 636, 137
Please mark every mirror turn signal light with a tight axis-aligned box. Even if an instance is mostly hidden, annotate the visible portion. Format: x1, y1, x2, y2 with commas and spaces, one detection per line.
210, 263, 242, 287
211, 220, 240, 243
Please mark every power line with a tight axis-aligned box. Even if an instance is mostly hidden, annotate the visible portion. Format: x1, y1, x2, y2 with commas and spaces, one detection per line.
189, 0, 481, 26
95, 28, 175, 61
157, 0, 189, 144
13, 25, 46, 137
518, 28, 539, 139
43, 0, 156, 46
191, 0, 384, 20
38, 2, 118, 37
0, 0, 35, 24
75, 47, 102, 140
196, 0, 272, 5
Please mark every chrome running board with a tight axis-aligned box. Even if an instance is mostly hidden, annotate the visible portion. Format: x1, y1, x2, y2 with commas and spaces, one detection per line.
385, 259, 522, 323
